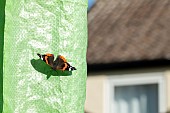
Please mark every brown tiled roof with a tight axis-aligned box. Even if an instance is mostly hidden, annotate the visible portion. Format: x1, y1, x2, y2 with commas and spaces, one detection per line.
87, 0, 170, 64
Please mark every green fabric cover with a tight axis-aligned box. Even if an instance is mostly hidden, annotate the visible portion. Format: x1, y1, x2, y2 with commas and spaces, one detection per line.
3, 0, 87, 113
0, 0, 5, 112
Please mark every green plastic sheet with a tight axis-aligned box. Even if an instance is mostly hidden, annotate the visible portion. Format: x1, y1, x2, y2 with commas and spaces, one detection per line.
3, 0, 87, 113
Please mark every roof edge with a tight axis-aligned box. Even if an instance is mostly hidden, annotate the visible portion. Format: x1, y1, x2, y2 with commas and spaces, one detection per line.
88, 59, 170, 72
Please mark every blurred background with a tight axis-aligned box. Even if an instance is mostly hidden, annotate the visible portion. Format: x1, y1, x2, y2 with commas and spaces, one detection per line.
85, 0, 170, 113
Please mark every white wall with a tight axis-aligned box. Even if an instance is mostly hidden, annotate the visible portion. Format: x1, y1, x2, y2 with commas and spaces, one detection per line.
85, 75, 106, 113
85, 69, 170, 113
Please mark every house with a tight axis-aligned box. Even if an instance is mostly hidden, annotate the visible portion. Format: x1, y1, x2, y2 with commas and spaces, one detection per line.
85, 0, 170, 113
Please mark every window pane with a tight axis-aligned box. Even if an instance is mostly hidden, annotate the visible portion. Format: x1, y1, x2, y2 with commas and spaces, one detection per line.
114, 84, 158, 113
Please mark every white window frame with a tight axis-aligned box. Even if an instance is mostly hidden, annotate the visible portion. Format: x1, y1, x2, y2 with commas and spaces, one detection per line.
104, 72, 167, 113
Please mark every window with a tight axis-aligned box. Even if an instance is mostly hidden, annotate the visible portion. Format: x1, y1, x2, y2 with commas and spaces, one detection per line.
104, 73, 166, 113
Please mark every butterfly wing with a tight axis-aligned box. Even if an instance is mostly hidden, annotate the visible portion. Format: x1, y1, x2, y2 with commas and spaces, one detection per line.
53, 55, 67, 70
53, 55, 76, 71
65, 62, 76, 71
37, 53, 54, 67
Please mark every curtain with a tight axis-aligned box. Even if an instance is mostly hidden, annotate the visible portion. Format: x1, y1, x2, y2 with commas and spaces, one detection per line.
114, 84, 158, 113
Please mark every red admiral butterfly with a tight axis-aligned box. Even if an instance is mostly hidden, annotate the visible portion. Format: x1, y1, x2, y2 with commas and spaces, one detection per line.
37, 53, 76, 71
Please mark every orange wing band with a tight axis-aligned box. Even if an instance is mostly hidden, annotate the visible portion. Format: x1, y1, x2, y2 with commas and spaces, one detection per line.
45, 53, 54, 57
59, 55, 67, 62
62, 63, 68, 71
45, 53, 54, 65
45, 56, 49, 65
